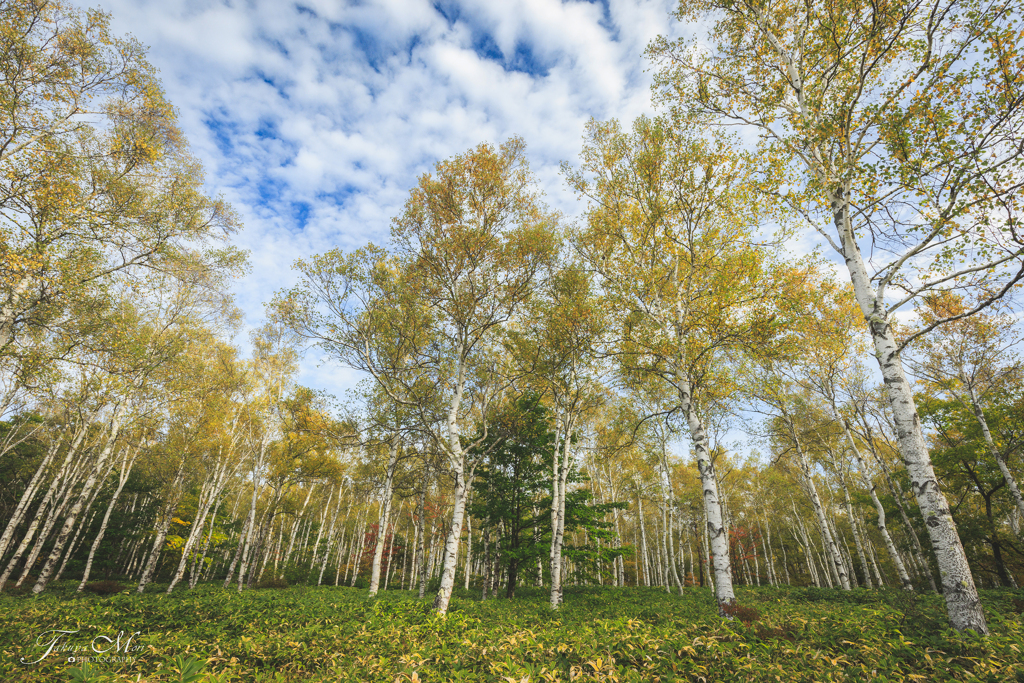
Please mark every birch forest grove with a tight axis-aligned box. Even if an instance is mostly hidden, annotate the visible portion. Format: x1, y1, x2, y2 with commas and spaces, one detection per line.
2, 0, 1024, 680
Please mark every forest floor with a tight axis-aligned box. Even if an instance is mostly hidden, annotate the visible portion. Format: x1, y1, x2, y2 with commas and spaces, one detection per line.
0, 582, 1021, 682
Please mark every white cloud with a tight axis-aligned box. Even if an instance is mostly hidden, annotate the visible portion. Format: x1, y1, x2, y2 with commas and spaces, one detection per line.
77, 0, 682, 399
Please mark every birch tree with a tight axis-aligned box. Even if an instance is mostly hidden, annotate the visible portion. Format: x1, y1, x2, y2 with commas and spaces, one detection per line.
648, 0, 1024, 633
566, 115, 807, 614
513, 265, 605, 608
908, 294, 1024, 524
276, 139, 556, 615
0, 0, 242, 361
392, 139, 558, 615
751, 381, 853, 590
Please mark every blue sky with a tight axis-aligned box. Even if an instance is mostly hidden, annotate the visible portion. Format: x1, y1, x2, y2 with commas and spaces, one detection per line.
80, 0, 684, 398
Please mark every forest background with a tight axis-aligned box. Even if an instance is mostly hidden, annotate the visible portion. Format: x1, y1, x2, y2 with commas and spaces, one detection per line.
2, 0, 1024, 680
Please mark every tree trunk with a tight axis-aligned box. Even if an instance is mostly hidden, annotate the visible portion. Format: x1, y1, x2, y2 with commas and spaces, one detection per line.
792, 507, 820, 587
280, 483, 316, 577
678, 379, 734, 613
77, 444, 141, 591
549, 410, 575, 608
222, 510, 251, 588
317, 498, 342, 586
0, 432, 62, 562
196, 491, 225, 587
350, 509, 367, 587
1, 416, 93, 589
874, 450, 939, 592
167, 461, 228, 593
791, 427, 850, 590
480, 526, 490, 600
414, 482, 427, 595
417, 512, 431, 597
432, 348, 475, 616
32, 406, 125, 594
837, 198, 986, 633
638, 496, 650, 587
666, 504, 684, 593
968, 387, 1024, 528
464, 509, 473, 591
432, 466, 467, 614
842, 479, 873, 589
136, 462, 186, 593
844, 422, 913, 590
236, 443, 268, 592
369, 443, 398, 596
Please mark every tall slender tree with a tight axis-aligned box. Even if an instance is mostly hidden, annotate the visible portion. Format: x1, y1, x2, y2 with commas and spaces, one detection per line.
649, 0, 1024, 632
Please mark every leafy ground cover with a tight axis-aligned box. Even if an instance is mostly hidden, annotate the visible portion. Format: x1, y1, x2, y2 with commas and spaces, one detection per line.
0, 584, 1021, 682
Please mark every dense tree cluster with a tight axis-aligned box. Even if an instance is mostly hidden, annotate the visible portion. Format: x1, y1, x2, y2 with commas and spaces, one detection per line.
1, 0, 1022, 638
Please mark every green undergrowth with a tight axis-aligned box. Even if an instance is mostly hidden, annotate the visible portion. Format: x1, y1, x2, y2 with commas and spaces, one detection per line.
0, 583, 1021, 682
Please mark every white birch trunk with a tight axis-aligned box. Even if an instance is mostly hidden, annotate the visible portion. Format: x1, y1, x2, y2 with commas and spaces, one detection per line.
875, 453, 939, 592
1, 417, 93, 588
136, 462, 187, 593
0, 433, 63, 562
280, 482, 316, 577
237, 442, 268, 592
309, 488, 335, 570
432, 347, 473, 616
369, 443, 398, 596
846, 426, 913, 590
678, 379, 734, 612
350, 510, 367, 587
864, 530, 885, 587
77, 444, 142, 591
464, 509, 473, 591
793, 508, 819, 587
638, 496, 650, 586
967, 388, 1024, 526
317, 499, 342, 586
684, 534, 693, 587
383, 512, 398, 591
32, 406, 125, 594
836, 195, 987, 632
0, 275, 33, 349
790, 428, 851, 590
549, 410, 574, 608
167, 461, 229, 593
703, 509, 715, 593
195, 491, 225, 587
414, 483, 427, 596
842, 480, 873, 589
222, 510, 251, 588
16, 452, 91, 586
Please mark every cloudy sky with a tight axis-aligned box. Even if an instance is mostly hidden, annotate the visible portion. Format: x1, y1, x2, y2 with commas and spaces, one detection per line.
79, 0, 685, 396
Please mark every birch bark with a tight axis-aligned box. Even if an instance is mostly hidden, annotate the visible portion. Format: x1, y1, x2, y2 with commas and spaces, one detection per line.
369, 443, 399, 596
1, 415, 93, 588
136, 462, 187, 593
415, 481, 427, 598
869, 437, 939, 592
845, 424, 913, 590
967, 387, 1024, 525
33, 405, 125, 594
834, 184, 986, 631
638, 495, 650, 587
77, 443, 142, 590
0, 431, 63, 562
842, 479, 873, 589
280, 483, 317, 577
236, 441, 269, 592
549, 409, 575, 608
167, 459, 230, 593
791, 429, 850, 590
678, 378, 734, 612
